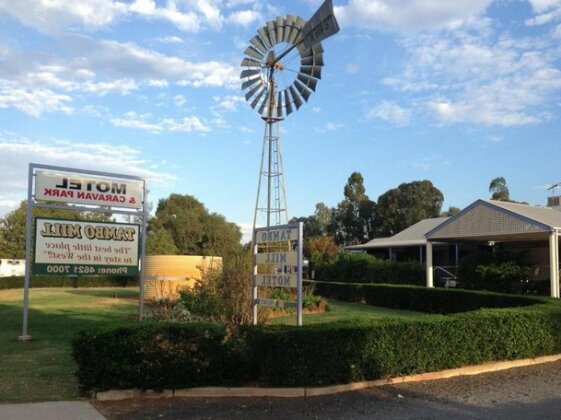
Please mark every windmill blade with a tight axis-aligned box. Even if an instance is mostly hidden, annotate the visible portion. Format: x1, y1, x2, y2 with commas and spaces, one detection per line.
312, 43, 324, 56
244, 46, 264, 60
257, 96, 268, 115
284, 90, 293, 115
300, 66, 322, 79
267, 20, 277, 45
245, 82, 262, 101
250, 35, 268, 55
276, 16, 284, 44
301, 53, 324, 67
241, 57, 261, 68
257, 27, 272, 49
276, 91, 284, 119
242, 77, 262, 91
294, 79, 312, 102
251, 87, 267, 109
283, 15, 296, 42
289, 86, 303, 109
301, 0, 340, 49
240, 69, 260, 79
297, 73, 318, 91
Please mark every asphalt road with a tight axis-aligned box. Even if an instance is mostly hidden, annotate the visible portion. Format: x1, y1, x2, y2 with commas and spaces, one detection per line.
95, 360, 561, 419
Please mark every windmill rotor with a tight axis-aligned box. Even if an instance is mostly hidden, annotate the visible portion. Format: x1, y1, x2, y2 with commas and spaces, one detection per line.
240, 8, 334, 120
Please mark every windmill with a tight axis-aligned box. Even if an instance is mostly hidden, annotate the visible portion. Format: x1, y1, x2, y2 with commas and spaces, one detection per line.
241, 0, 340, 229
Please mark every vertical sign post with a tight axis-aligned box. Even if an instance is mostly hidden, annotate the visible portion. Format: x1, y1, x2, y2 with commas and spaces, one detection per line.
19, 163, 147, 341
252, 222, 303, 326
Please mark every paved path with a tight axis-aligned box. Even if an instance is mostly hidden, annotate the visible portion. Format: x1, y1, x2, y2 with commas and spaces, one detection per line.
0, 401, 104, 420
95, 360, 561, 419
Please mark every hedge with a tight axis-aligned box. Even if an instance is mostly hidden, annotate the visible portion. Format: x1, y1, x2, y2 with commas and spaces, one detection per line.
314, 253, 425, 285
0, 275, 137, 290
72, 286, 561, 392
306, 280, 543, 314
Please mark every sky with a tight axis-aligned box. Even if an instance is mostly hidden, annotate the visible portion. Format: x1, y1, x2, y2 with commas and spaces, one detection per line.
1, 0, 561, 242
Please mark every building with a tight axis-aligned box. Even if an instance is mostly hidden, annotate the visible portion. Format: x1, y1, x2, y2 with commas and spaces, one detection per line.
350, 199, 561, 298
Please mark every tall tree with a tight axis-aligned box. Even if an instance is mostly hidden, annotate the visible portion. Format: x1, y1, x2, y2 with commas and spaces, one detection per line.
152, 194, 242, 257
441, 206, 461, 217
489, 177, 510, 201
329, 172, 376, 245
375, 180, 444, 236
289, 202, 333, 240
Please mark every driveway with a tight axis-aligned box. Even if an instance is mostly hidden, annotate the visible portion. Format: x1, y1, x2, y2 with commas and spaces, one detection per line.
95, 359, 561, 419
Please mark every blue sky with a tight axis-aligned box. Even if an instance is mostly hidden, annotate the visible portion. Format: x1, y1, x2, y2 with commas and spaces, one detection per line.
1, 0, 561, 241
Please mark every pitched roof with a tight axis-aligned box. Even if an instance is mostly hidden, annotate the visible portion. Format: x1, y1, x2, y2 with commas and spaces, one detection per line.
426, 199, 561, 240
347, 217, 450, 249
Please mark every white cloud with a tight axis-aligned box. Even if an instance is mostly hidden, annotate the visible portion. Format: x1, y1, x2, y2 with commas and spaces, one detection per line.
345, 63, 360, 74
366, 100, 411, 125
380, 21, 561, 127
0, 131, 177, 216
227, 10, 261, 26
155, 36, 185, 44
110, 111, 211, 133
334, 0, 494, 33
174, 95, 187, 107
213, 95, 245, 112
0, 82, 73, 117
0, 0, 228, 34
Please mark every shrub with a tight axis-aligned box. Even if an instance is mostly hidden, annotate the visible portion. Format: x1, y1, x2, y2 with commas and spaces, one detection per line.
306, 280, 542, 314
0, 275, 137, 290
314, 253, 424, 285
73, 297, 561, 391
72, 322, 255, 392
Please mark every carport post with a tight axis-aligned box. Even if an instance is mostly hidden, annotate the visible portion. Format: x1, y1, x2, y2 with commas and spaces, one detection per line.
426, 241, 434, 288
549, 231, 559, 298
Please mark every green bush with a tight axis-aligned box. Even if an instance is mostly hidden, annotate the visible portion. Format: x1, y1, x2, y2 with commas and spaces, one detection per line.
314, 253, 424, 285
0, 275, 137, 290
306, 280, 542, 314
73, 296, 561, 391
72, 322, 256, 392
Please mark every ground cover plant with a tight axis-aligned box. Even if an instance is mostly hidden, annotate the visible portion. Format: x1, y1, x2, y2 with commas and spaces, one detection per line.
0, 287, 138, 403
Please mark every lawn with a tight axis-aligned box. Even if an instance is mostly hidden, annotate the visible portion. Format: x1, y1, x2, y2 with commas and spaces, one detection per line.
0, 287, 139, 403
0, 288, 423, 402
270, 299, 424, 325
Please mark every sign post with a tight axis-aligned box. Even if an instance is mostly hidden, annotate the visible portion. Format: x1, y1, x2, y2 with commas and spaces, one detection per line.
252, 222, 303, 326
19, 163, 147, 341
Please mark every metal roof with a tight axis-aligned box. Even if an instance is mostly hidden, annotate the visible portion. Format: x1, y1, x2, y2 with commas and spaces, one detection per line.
426, 199, 561, 241
347, 217, 450, 250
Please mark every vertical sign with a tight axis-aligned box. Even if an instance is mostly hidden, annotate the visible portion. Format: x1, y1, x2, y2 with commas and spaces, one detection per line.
252, 222, 303, 326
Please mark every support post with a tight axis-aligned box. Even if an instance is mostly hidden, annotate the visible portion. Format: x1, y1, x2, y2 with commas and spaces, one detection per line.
426, 241, 434, 288
19, 164, 34, 341
549, 231, 559, 298
138, 182, 148, 320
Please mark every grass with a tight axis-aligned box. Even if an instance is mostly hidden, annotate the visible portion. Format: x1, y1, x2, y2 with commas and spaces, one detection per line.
270, 299, 424, 325
0, 287, 139, 403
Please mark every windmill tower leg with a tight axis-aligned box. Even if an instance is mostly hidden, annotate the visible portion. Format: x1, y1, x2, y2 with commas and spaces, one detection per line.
253, 117, 288, 229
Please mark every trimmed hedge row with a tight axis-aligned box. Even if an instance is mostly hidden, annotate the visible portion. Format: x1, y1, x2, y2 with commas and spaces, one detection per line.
0, 275, 137, 290
314, 253, 425, 285
306, 280, 543, 314
72, 286, 561, 392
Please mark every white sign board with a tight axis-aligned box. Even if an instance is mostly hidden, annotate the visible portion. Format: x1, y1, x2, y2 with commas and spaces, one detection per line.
34, 218, 139, 276
252, 222, 303, 325
35, 171, 143, 209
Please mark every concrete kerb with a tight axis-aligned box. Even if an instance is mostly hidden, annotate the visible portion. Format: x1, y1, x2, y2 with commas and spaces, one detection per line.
95, 353, 561, 401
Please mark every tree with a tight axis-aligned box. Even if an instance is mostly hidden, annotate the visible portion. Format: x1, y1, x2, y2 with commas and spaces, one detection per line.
329, 172, 377, 245
375, 180, 444, 236
441, 206, 461, 217
0, 201, 112, 258
289, 202, 333, 240
305, 235, 339, 267
151, 194, 242, 257
146, 227, 178, 255
489, 177, 510, 201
